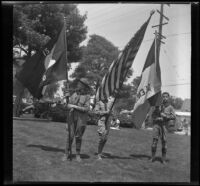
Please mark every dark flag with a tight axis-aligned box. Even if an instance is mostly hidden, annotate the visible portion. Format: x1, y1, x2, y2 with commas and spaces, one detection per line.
15, 25, 67, 99
95, 12, 154, 102
132, 38, 162, 129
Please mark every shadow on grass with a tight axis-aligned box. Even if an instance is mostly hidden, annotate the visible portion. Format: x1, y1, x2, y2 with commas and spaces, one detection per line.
27, 144, 90, 159
130, 154, 169, 163
154, 157, 170, 163
130, 153, 151, 160
154, 157, 163, 163
94, 152, 133, 160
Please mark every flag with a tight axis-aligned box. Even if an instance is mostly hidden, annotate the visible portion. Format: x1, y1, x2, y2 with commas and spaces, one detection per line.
132, 38, 162, 129
95, 13, 153, 102
15, 25, 67, 99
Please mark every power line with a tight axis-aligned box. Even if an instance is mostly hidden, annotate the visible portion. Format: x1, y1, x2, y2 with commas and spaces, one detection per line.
162, 49, 180, 78
88, 7, 154, 30
83, 6, 190, 31
84, 4, 126, 21
87, 4, 158, 23
118, 32, 191, 49
162, 83, 190, 87
83, 4, 189, 25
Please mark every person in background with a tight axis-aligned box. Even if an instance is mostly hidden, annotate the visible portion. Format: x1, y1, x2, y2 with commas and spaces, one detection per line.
115, 118, 120, 129
111, 117, 120, 130
111, 118, 116, 127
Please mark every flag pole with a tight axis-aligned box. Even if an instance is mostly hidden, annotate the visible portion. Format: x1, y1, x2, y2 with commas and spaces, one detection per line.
63, 16, 72, 161
155, 30, 157, 67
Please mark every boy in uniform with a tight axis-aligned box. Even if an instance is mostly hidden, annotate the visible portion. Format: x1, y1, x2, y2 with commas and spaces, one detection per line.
62, 78, 91, 162
94, 97, 113, 160
150, 92, 176, 164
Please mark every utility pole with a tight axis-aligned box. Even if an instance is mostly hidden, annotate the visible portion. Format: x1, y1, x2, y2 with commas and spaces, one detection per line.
157, 4, 164, 57
152, 3, 170, 106
152, 3, 170, 59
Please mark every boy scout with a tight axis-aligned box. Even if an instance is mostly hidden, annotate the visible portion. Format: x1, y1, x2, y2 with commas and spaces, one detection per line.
150, 92, 176, 164
94, 97, 113, 160
62, 78, 91, 162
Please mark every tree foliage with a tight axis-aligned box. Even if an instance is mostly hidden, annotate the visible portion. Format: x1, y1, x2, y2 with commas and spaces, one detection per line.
13, 4, 88, 101
113, 83, 136, 113
169, 97, 184, 110
131, 76, 142, 95
71, 34, 120, 88
13, 4, 87, 62
43, 83, 60, 99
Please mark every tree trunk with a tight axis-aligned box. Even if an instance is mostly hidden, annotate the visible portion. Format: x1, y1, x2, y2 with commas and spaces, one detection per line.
27, 45, 32, 58
13, 80, 24, 117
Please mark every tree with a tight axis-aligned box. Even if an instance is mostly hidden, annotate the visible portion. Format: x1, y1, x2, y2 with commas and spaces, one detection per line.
13, 4, 88, 116
170, 96, 184, 110
113, 76, 142, 113
131, 76, 142, 95
71, 34, 133, 88
114, 97, 136, 113
114, 85, 136, 113
13, 4, 87, 61
43, 82, 60, 100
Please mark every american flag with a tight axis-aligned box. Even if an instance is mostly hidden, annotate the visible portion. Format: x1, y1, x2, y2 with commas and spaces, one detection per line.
95, 13, 154, 102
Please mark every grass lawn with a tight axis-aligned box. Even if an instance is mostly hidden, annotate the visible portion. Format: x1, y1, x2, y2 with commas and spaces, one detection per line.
13, 119, 190, 182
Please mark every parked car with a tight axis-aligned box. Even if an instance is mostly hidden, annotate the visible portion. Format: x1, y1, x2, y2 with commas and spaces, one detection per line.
17, 101, 34, 115
118, 113, 135, 128
21, 104, 34, 114
33, 100, 54, 119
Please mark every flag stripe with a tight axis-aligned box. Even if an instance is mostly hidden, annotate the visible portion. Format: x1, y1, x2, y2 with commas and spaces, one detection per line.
109, 60, 118, 95
106, 61, 115, 99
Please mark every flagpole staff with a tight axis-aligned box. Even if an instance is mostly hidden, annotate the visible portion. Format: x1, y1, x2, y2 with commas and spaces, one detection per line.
155, 30, 157, 66
63, 16, 72, 161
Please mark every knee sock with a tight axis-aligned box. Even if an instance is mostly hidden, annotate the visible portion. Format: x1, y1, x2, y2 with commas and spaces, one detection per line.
75, 137, 82, 155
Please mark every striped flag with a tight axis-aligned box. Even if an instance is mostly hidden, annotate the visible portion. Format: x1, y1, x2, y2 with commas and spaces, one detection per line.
132, 38, 162, 129
15, 24, 67, 99
95, 13, 154, 102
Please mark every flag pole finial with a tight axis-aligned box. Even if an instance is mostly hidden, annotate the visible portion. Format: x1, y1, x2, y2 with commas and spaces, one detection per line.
150, 10, 155, 16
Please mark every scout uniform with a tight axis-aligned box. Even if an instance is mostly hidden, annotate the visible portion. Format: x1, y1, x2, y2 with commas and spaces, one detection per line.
150, 102, 176, 163
94, 98, 113, 160
64, 78, 91, 162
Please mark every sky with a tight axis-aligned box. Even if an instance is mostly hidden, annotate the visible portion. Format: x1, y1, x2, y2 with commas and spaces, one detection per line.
70, 3, 191, 100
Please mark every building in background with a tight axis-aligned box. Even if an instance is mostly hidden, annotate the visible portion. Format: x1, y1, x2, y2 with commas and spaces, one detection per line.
175, 111, 191, 135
